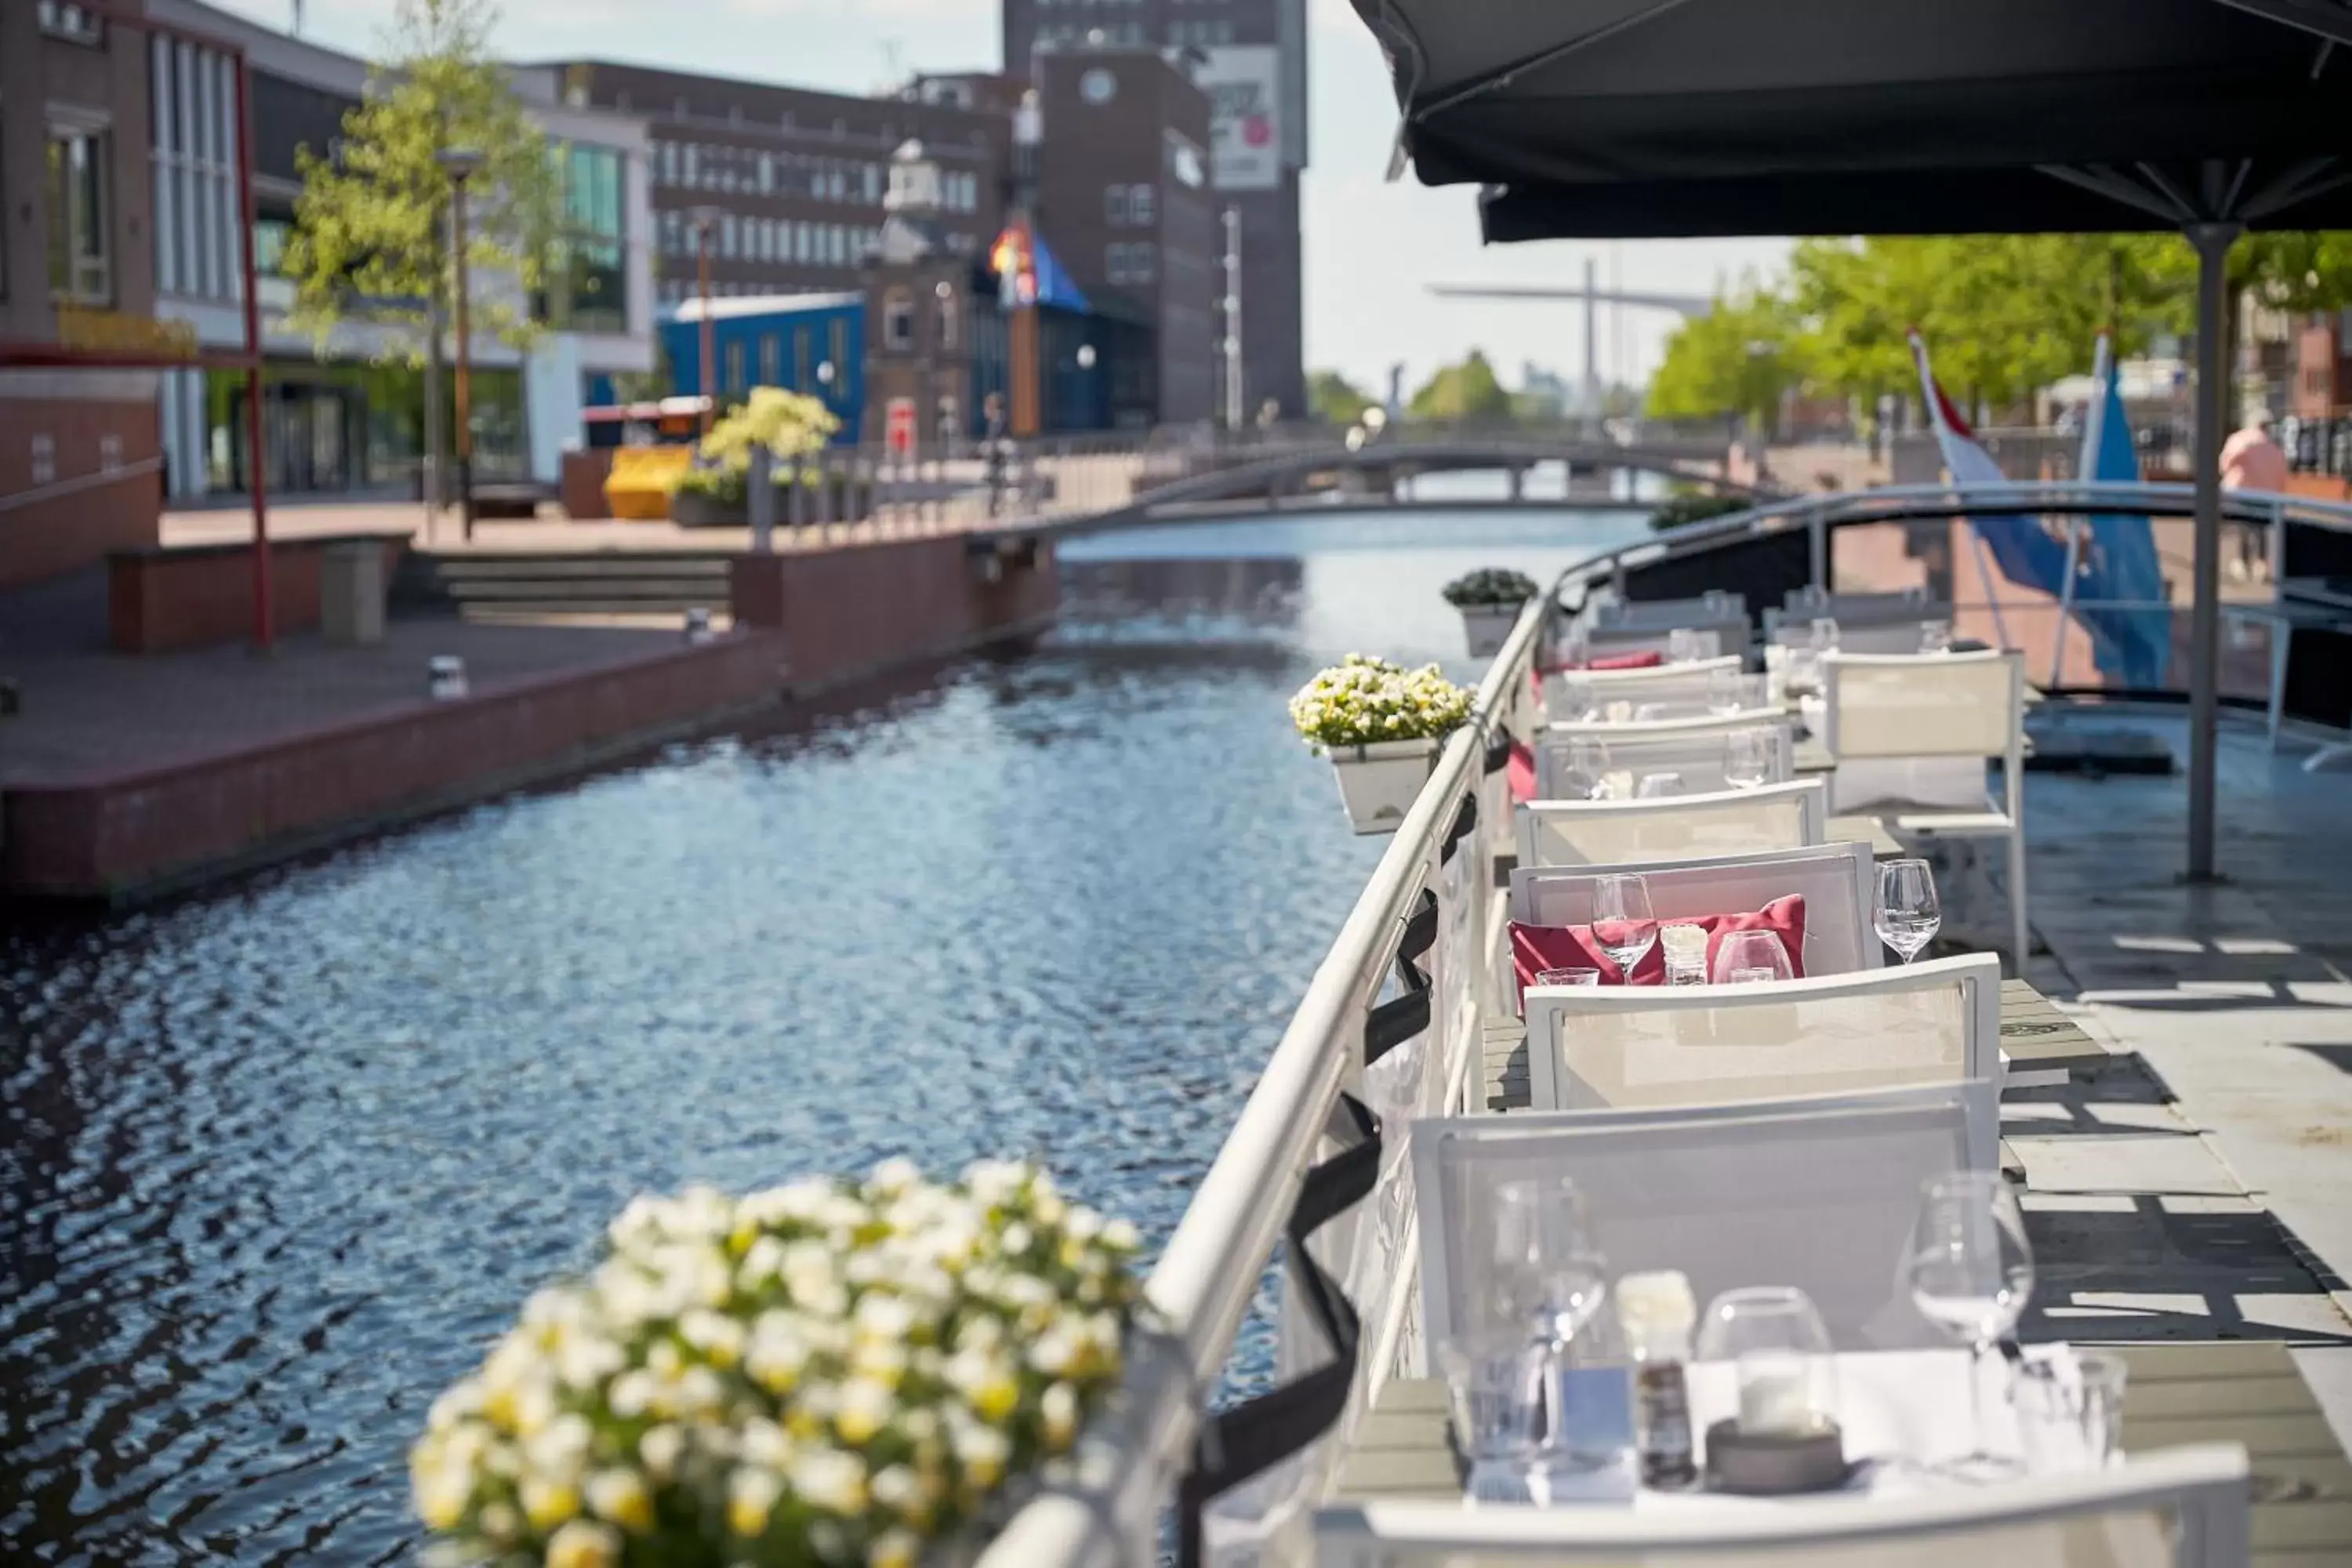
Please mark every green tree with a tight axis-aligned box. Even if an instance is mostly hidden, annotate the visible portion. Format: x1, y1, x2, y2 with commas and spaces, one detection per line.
283, 0, 559, 363
1308, 368, 1375, 426
1408, 350, 1512, 421
1646, 283, 1806, 436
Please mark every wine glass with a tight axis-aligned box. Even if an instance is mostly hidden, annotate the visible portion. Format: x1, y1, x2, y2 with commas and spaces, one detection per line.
1809, 616, 1842, 655
1724, 728, 1773, 789
1707, 666, 1750, 717
1668, 626, 1701, 663
1588, 872, 1657, 982
1711, 929, 1794, 985
1635, 771, 1683, 799
1919, 618, 1954, 655
1907, 1172, 2037, 1479
1875, 858, 1942, 965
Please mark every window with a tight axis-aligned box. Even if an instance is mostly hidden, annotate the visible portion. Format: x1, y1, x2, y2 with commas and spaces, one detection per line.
725, 340, 746, 394
794, 325, 812, 389
682, 143, 699, 187
660, 141, 677, 185
661, 209, 682, 256
829, 317, 848, 380
38, 2, 104, 42
828, 225, 845, 266
720, 212, 738, 258
1129, 241, 1156, 282
1105, 185, 1128, 225
937, 285, 958, 351
1105, 242, 1126, 284
46, 129, 111, 304
793, 222, 810, 263
760, 332, 781, 385
862, 162, 882, 205
1130, 183, 1155, 223
758, 154, 774, 193
884, 291, 914, 350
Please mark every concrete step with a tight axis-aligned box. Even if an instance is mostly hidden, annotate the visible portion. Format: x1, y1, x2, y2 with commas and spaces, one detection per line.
392, 550, 738, 619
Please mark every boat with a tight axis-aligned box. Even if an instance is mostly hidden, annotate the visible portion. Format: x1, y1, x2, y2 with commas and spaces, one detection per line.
975, 475, 2352, 1566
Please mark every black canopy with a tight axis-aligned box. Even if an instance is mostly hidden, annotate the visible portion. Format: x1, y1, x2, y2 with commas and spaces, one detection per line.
1352, 0, 2352, 238
1346, 0, 2352, 879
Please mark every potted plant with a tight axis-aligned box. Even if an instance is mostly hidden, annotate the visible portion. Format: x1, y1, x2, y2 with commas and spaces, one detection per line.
1441, 568, 1539, 658
670, 387, 843, 528
1289, 654, 1475, 834
411, 1160, 1142, 1568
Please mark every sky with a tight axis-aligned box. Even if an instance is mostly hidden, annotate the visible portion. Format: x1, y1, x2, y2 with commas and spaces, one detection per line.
232, 0, 1794, 400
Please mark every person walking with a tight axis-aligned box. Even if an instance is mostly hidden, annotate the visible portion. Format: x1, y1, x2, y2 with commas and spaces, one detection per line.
2221, 408, 2288, 580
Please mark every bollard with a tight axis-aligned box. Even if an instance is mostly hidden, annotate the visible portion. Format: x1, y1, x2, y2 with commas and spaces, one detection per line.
428, 655, 470, 700
748, 446, 775, 555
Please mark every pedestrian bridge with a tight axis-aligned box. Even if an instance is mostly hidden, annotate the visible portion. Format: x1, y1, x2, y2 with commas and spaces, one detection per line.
1002, 433, 1769, 536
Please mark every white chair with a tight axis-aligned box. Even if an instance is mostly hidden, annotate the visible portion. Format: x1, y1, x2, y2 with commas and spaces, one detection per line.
1521, 953, 2006, 1161
1316, 1444, 2250, 1567
1784, 584, 1946, 622
1591, 602, 1753, 664
1509, 840, 1881, 975
1411, 1083, 2000, 1356
1767, 613, 1950, 655
1823, 649, 2029, 968
1534, 717, 1795, 798
1601, 592, 1748, 629
1516, 779, 1826, 869
1541, 655, 1745, 724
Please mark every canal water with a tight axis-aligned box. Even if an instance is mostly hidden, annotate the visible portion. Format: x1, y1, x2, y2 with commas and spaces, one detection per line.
0, 506, 1651, 1564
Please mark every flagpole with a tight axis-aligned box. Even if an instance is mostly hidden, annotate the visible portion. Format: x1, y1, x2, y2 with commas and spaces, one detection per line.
1911, 334, 2014, 652
2051, 335, 2107, 688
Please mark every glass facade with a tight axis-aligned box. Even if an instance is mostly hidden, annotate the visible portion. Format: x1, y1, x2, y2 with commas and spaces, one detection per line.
199, 362, 524, 497
45, 130, 111, 304
538, 143, 628, 335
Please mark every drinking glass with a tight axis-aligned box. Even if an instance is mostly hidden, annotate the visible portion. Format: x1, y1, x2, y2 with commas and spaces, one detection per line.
1534, 967, 1601, 989
1708, 666, 1750, 717
1724, 728, 1773, 789
2013, 1350, 2129, 1474
1875, 858, 1942, 964
1711, 929, 1794, 985
1919, 618, 1954, 655
1588, 872, 1658, 981
1493, 1176, 1610, 1342
1695, 1287, 1838, 1436
1557, 677, 1596, 723
1907, 1173, 2037, 1479
1668, 626, 1701, 663
1809, 616, 1842, 655
1635, 771, 1683, 799
1436, 1329, 1548, 1486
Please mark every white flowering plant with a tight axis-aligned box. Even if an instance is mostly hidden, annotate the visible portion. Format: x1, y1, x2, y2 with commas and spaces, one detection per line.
1439, 568, 1538, 609
411, 1160, 1143, 1568
1287, 654, 1475, 751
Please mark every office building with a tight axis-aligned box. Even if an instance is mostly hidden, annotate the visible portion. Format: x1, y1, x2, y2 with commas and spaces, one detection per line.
538, 60, 1011, 317
1002, 0, 1307, 419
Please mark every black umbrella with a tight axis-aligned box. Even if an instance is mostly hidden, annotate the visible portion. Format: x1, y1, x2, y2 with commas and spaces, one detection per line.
1351, 0, 2352, 879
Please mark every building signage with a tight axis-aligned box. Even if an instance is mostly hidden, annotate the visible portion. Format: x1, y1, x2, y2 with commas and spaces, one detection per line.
1196, 45, 1283, 192
56, 307, 201, 361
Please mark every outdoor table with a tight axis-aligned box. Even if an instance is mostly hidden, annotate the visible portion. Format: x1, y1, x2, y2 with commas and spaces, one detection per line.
1334, 1342, 2351, 1564
1480, 978, 2104, 1113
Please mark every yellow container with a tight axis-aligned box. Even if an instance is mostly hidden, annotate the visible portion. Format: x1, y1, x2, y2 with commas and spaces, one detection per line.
605, 446, 695, 521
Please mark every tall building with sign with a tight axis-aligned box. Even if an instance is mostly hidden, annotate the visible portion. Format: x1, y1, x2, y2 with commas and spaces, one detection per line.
1001, 0, 1306, 420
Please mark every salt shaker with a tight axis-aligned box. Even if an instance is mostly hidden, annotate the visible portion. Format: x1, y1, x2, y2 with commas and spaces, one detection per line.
1617, 1269, 1698, 1489
1659, 924, 1709, 986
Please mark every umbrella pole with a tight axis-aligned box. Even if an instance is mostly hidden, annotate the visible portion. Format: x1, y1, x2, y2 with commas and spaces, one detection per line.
2186, 222, 2238, 883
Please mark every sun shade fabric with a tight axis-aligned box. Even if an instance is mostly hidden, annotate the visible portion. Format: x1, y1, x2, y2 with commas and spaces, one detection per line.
1347, 0, 2352, 238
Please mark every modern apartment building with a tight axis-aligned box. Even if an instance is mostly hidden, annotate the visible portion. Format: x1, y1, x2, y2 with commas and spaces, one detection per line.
1003, 0, 1308, 419
1029, 49, 1217, 426
0, 0, 164, 584
538, 60, 1011, 315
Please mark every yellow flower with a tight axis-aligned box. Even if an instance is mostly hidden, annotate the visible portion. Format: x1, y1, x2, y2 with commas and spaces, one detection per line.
544, 1517, 622, 1568
521, 1475, 581, 1533
729, 1467, 784, 1537
585, 1468, 654, 1534
869, 1528, 921, 1568
973, 1367, 1019, 1423
834, 1377, 895, 1446
413, 1464, 470, 1532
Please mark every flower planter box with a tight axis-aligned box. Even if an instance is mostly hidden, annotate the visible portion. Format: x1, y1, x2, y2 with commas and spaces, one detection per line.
1329, 738, 1441, 834
1460, 602, 1526, 659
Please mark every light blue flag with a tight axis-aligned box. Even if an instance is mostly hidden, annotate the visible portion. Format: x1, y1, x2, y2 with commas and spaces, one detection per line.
2074, 336, 2170, 688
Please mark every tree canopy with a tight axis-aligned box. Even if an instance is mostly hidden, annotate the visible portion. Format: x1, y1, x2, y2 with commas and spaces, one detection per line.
284, 0, 559, 365
1308, 368, 1376, 426
1646, 283, 1805, 435
1408, 350, 1512, 421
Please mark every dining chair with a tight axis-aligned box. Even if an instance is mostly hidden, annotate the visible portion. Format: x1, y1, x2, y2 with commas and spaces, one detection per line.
1534, 715, 1794, 798
1315, 1443, 2249, 1567
1508, 840, 1880, 975
1521, 953, 2005, 1162
1821, 649, 2029, 968
1541, 655, 1745, 724
1515, 779, 1827, 869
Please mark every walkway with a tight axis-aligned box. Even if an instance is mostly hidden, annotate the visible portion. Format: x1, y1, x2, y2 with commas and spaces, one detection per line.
2009, 707, 2352, 1450
159, 501, 978, 557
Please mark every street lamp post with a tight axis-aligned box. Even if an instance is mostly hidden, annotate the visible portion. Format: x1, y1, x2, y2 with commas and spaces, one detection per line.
690, 206, 721, 437
437, 147, 485, 541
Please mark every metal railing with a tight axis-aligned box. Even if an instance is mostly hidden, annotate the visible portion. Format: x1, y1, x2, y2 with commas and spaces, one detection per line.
976, 476, 2352, 1568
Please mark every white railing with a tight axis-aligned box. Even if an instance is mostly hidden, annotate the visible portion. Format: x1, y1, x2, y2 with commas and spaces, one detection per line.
978, 476, 2352, 1568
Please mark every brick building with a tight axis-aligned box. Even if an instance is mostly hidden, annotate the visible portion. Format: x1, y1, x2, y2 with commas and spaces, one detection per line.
1002, 0, 1308, 419
0, 0, 163, 586
539, 60, 1010, 314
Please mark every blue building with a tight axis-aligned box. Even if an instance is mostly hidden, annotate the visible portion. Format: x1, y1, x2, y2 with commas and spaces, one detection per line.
654, 292, 869, 444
